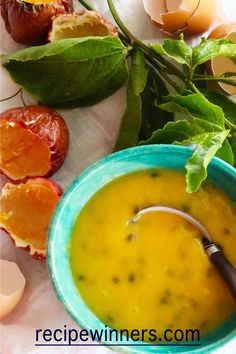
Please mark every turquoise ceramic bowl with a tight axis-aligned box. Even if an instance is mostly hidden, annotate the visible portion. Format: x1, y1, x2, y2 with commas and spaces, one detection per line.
48, 145, 236, 353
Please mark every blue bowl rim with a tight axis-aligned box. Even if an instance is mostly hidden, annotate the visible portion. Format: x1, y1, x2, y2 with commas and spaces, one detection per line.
47, 144, 236, 353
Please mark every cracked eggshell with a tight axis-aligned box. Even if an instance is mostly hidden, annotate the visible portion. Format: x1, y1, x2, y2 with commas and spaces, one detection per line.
0, 259, 26, 319
208, 21, 236, 39
161, 0, 199, 34
143, 0, 167, 27
186, 0, 218, 35
145, 0, 217, 36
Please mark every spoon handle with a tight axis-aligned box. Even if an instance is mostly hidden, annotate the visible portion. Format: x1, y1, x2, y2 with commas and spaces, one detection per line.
204, 243, 236, 300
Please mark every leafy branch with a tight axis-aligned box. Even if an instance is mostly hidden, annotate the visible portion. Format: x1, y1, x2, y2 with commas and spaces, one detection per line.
2, 0, 236, 193
103, 0, 236, 192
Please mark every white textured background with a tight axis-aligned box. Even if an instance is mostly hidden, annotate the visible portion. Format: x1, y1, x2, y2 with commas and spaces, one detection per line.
1, 1, 236, 353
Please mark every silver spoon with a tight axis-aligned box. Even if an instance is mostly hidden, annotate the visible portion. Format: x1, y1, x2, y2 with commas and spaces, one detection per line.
132, 206, 236, 300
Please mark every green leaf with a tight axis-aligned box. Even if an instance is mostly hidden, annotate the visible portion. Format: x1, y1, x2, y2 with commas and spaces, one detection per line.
115, 87, 142, 150
115, 49, 148, 150
2, 37, 128, 108
229, 132, 236, 167
185, 130, 230, 193
139, 66, 174, 141
131, 50, 148, 95
202, 90, 236, 129
159, 93, 225, 129
200, 90, 235, 169
140, 117, 230, 192
141, 120, 203, 145
151, 38, 192, 67
192, 39, 236, 69
216, 140, 234, 166
150, 43, 165, 56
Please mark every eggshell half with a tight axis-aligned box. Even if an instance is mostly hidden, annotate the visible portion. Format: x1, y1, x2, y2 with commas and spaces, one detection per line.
207, 23, 236, 95
211, 31, 236, 95
0, 259, 26, 318
186, 0, 217, 35
143, 0, 167, 27
208, 21, 236, 39
161, 0, 199, 34
165, 0, 182, 13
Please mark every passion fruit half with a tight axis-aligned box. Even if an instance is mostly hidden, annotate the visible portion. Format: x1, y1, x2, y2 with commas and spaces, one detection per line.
1, 0, 73, 44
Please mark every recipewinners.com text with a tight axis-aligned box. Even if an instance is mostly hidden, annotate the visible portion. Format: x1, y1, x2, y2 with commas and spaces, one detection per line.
35, 325, 201, 348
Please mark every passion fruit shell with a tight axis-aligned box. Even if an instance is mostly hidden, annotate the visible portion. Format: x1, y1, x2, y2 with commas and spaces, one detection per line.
0, 178, 62, 258
48, 10, 118, 42
1, 0, 74, 45
0, 105, 69, 180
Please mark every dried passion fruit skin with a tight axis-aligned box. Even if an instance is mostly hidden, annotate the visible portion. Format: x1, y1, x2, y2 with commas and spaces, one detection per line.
0, 178, 62, 259
1, 0, 73, 44
48, 10, 118, 42
0, 120, 52, 180
0, 105, 69, 180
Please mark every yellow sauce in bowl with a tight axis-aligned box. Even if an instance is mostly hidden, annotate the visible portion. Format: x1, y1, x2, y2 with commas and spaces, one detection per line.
70, 169, 236, 340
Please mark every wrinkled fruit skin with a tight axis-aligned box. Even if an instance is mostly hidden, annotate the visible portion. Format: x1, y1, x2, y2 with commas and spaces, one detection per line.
1, 0, 73, 45
0, 105, 69, 178
0, 177, 63, 259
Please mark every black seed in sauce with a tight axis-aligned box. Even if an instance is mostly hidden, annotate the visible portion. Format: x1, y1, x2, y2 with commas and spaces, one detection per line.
179, 248, 187, 258
106, 315, 114, 323
160, 297, 169, 305
160, 289, 171, 305
112, 276, 120, 284
78, 275, 86, 281
128, 273, 136, 283
181, 204, 191, 213
166, 269, 175, 277
167, 324, 174, 329
200, 321, 209, 330
150, 171, 160, 178
126, 234, 136, 242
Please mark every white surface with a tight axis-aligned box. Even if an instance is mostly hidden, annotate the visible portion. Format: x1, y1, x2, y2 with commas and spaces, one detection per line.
0, 1, 236, 353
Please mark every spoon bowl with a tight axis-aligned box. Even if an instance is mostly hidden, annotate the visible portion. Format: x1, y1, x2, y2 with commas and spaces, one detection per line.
133, 205, 236, 299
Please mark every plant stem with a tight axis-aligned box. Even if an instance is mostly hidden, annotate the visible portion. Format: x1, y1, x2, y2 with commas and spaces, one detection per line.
146, 57, 183, 93
78, 0, 131, 44
0, 88, 21, 102
159, 69, 183, 93
20, 89, 26, 107
188, 82, 201, 94
80, 0, 202, 94
225, 119, 236, 131
107, 0, 186, 83
107, 0, 137, 43
193, 75, 236, 87
78, 0, 93, 10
